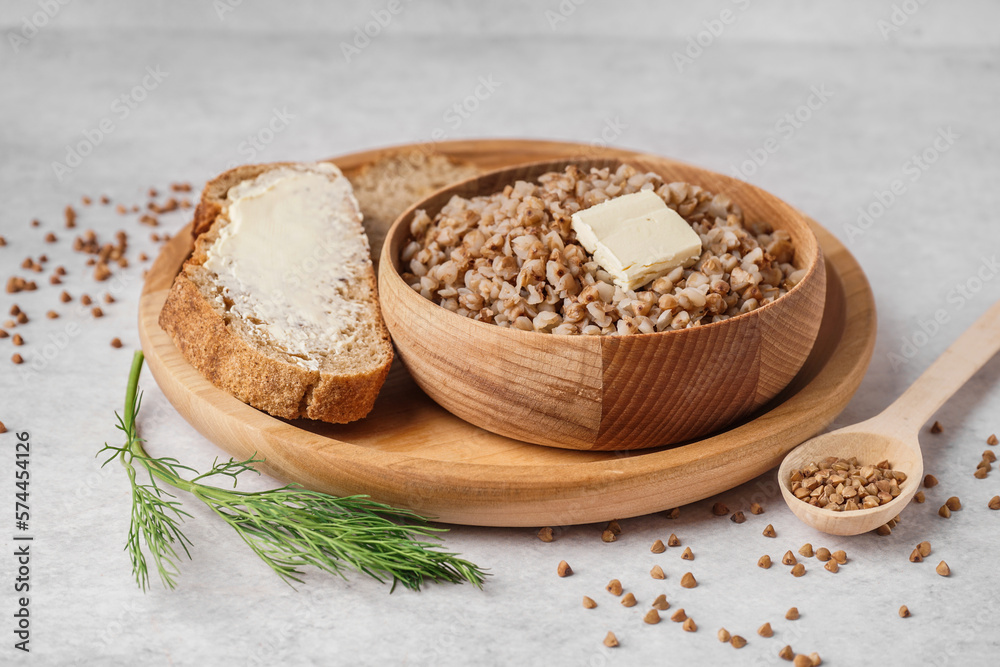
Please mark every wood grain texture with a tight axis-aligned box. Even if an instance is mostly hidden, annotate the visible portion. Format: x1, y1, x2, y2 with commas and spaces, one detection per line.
138, 139, 876, 527
379, 156, 826, 449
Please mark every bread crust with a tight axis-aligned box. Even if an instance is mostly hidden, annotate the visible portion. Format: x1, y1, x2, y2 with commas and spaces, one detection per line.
159, 162, 392, 424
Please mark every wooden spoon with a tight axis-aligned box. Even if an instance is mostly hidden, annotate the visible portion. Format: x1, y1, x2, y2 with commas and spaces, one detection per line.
779, 299, 1000, 535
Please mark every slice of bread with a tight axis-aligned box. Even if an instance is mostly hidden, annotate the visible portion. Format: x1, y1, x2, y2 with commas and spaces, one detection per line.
159, 161, 392, 424
348, 151, 481, 267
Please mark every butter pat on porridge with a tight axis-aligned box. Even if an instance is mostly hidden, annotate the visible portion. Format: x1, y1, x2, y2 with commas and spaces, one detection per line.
571, 190, 702, 290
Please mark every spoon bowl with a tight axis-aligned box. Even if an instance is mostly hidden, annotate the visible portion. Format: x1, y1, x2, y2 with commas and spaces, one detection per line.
778, 422, 923, 535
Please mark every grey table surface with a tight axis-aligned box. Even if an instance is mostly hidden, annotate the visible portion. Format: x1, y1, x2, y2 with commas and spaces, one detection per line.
2, 1, 999, 665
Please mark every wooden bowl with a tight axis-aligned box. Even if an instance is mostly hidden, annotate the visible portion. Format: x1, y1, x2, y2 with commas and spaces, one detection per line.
378, 156, 827, 450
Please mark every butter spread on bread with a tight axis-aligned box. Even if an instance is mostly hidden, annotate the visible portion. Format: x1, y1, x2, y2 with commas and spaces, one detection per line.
159, 161, 392, 424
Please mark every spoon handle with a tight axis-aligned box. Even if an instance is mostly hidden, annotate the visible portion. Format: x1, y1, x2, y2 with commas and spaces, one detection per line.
883, 298, 1000, 435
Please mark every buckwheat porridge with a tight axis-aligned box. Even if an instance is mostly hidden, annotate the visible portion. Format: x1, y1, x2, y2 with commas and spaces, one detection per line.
398, 164, 804, 335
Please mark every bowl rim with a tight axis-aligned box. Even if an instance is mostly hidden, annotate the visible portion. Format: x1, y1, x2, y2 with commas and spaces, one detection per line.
378, 155, 825, 341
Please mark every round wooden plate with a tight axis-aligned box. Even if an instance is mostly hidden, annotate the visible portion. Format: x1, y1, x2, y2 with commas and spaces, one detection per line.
138, 139, 877, 527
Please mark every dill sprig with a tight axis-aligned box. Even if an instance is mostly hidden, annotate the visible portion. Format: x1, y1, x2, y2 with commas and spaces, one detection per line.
100, 351, 487, 592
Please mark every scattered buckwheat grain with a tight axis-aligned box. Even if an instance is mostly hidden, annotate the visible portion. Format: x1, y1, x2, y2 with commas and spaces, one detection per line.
779, 645, 794, 661
988, 434, 998, 446
621, 593, 637, 607
730, 635, 747, 648
718, 628, 731, 642
682, 618, 697, 632
650, 565, 665, 580
930, 421, 943, 434
557, 560, 572, 577
763, 524, 776, 537
750, 502, 765, 514
681, 547, 694, 560
758, 622, 773, 637
680, 572, 697, 588
650, 539, 665, 554
989, 496, 1000, 510
758, 555, 772, 569
936, 561, 950, 576
924, 474, 938, 488
667, 533, 681, 547
606, 579, 622, 596
643, 609, 660, 624
670, 609, 686, 622
782, 551, 797, 566
914, 491, 925, 503
899, 605, 910, 618
582, 596, 596, 609
785, 607, 799, 620
798, 544, 813, 558
603, 631, 618, 648
651, 594, 669, 611
537, 527, 553, 542
712, 502, 729, 516
731, 511, 746, 523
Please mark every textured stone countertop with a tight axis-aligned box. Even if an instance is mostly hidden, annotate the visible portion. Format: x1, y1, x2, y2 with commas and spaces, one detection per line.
1, 1, 999, 665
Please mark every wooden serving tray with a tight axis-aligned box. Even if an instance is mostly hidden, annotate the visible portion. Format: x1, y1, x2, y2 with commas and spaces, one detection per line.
138, 139, 876, 527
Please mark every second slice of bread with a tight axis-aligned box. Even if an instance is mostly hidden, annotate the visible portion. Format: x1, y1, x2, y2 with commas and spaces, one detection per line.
159, 161, 392, 423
